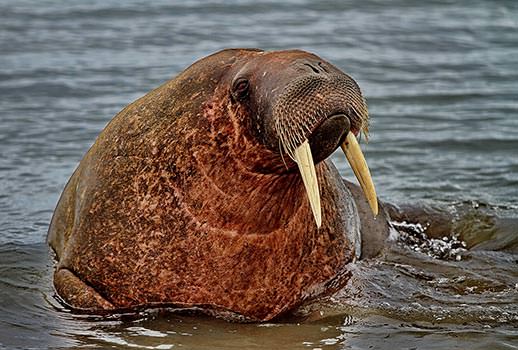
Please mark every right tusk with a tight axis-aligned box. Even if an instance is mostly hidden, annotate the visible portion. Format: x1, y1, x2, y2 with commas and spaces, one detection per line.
341, 132, 378, 216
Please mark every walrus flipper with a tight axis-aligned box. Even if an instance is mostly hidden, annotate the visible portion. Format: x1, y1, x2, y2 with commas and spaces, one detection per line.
342, 180, 391, 259
54, 268, 114, 311
48, 169, 115, 311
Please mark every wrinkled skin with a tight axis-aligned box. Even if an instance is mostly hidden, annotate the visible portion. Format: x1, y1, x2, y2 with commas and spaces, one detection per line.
48, 49, 391, 321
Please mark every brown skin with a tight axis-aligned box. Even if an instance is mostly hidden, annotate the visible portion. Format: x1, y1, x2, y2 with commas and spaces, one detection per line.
48, 49, 391, 321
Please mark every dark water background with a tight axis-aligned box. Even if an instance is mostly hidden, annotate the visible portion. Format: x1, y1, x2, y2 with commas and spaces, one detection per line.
1, 0, 517, 349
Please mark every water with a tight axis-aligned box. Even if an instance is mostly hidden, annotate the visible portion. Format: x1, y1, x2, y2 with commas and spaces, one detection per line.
1, 0, 517, 348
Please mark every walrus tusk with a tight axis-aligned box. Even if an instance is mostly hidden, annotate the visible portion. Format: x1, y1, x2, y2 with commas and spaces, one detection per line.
293, 140, 322, 228
341, 132, 378, 216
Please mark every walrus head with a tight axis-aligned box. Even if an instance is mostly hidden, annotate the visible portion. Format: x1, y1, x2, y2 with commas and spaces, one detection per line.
223, 49, 378, 227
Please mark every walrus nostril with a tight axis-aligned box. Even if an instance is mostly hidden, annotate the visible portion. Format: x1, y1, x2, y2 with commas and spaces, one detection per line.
303, 63, 321, 74
308, 114, 350, 164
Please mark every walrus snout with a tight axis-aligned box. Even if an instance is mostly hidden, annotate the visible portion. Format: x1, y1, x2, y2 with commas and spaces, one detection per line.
308, 113, 350, 164
272, 73, 368, 161
270, 70, 377, 227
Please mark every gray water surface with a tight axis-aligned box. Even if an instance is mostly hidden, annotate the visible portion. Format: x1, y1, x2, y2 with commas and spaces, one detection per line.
1, 1, 518, 349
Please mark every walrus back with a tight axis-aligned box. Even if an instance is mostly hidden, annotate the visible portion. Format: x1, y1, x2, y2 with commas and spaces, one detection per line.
47, 49, 251, 260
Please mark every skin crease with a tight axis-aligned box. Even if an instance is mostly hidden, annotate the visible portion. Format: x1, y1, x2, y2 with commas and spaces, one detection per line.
48, 48, 391, 321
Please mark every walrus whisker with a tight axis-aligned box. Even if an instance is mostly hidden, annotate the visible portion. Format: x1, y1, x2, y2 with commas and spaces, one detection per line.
279, 139, 289, 170
349, 103, 369, 139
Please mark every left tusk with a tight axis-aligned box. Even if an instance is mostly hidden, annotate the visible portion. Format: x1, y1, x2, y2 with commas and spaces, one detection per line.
341, 132, 378, 216
293, 140, 322, 228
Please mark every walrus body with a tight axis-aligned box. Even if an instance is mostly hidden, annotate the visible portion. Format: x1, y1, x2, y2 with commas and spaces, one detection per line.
48, 49, 390, 321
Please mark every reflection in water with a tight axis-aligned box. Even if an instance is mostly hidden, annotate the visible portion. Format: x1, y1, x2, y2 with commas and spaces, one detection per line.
1, 0, 517, 348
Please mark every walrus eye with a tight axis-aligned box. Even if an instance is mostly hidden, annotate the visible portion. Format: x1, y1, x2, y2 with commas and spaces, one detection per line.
232, 78, 250, 100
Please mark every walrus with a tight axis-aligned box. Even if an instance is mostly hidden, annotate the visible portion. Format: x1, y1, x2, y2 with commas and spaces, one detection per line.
47, 48, 392, 321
